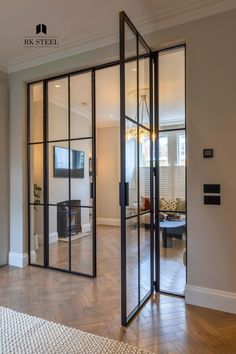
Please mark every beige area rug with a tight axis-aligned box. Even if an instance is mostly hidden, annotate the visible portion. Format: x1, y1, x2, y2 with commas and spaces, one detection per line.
0, 307, 152, 354
59, 232, 90, 242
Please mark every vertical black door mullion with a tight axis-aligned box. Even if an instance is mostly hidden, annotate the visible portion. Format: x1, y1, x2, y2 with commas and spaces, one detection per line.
27, 84, 31, 264
92, 69, 97, 278
154, 53, 160, 292
44, 80, 49, 268
136, 34, 141, 306
149, 54, 154, 291
120, 11, 127, 326
68, 75, 72, 272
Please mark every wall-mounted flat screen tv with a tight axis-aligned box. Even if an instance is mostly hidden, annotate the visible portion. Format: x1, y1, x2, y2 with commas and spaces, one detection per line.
53, 146, 84, 178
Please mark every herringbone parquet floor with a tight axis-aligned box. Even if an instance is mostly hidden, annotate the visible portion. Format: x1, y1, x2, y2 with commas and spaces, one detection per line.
1, 226, 236, 353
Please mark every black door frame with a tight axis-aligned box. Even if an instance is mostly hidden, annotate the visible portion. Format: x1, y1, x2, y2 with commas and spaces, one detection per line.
26, 13, 187, 323
27, 70, 97, 278
119, 11, 155, 326
154, 45, 187, 297
27, 54, 151, 278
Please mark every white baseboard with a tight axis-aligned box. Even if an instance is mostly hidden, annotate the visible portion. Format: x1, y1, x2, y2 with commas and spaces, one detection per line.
38, 232, 58, 245
82, 223, 91, 233
30, 250, 36, 263
8, 252, 28, 268
185, 284, 236, 315
97, 218, 120, 227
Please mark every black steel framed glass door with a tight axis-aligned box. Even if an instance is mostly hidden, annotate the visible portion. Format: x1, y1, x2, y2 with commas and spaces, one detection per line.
119, 11, 154, 326
27, 70, 96, 278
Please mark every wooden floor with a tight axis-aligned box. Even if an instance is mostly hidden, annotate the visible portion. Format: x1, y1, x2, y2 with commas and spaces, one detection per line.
1, 227, 236, 353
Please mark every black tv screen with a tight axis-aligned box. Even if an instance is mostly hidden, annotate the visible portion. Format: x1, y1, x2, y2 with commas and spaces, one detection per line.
53, 146, 84, 178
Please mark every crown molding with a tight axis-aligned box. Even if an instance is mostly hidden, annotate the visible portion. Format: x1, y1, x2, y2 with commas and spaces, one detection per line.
6, 0, 236, 73
0, 64, 8, 73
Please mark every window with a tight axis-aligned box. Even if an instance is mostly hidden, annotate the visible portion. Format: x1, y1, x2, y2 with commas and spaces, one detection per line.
140, 135, 150, 167
177, 133, 186, 166
159, 135, 168, 166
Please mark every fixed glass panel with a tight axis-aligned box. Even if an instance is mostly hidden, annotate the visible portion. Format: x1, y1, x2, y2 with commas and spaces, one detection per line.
158, 46, 186, 296
70, 139, 92, 207
159, 212, 186, 294
139, 131, 151, 211
125, 120, 138, 217
126, 217, 139, 317
96, 65, 120, 128
159, 47, 185, 130
29, 144, 44, 204
125, 60, 137, 121
71, 207, 93, 274
70, 72, 92, 139
49, 205, 69, 270
140, 213, 151, 299
29, 82, 43, 143
48, 141, 69, 205
159, 130, 186, 211
29, 205, 44, 266
125, 23, 136, 59
48, 78, 68, 141
139, 56, 150, 128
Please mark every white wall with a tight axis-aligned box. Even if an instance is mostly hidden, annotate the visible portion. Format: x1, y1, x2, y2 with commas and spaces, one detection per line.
0, 70, 8, 266
8, 8, 236, 313
97, 126, 120, 225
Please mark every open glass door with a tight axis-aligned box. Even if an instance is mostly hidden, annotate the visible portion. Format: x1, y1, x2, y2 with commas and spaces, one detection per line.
119, 11, 154, 326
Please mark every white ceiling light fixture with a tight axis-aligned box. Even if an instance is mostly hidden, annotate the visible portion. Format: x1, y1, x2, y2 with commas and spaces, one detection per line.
54, 84, 61, 88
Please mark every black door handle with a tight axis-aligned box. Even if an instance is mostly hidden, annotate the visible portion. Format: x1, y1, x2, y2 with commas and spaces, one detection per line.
119, 182, 129, 206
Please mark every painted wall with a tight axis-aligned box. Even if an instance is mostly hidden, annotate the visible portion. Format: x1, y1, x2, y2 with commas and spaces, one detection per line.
8, 9, 236, 311
97, 126, 120, 224
0, 70, 8, 266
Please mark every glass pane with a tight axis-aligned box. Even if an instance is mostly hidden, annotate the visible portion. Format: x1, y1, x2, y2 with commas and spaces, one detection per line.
125, 60, 137, 121
96, 66, 120, 128
139, 56, 150, 128
71, 207, 93, 274
70, 72, 92, 139
159, 212, 186, 295
48, 78, 68, 141
29, 144, 44, 204
126, 217, 139, 317
70, 139, 92, 207
159, 47, 185, 130
29, 82, 43, 143
140, 213, 151, 299
139, 41, 148, 56
125, 120, 138, 217
30, 205, 44, 266
49, 205, 69, 270
139, 131, 151, 211
125, 23, 136, 59
48, 141, 69, 205
159, 130, 186, 210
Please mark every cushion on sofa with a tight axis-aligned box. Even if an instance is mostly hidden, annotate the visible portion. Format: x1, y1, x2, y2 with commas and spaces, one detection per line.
160, 197, 180, 211
176, 199, 186, 212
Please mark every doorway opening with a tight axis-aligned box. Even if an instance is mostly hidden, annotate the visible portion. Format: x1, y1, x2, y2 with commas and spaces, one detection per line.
157, 46, 187, 296
27, 10, 187, 327
95, 64, 121, 279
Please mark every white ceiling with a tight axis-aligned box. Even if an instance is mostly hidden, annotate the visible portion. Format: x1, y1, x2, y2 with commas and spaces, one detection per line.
1, 0, 236, 73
